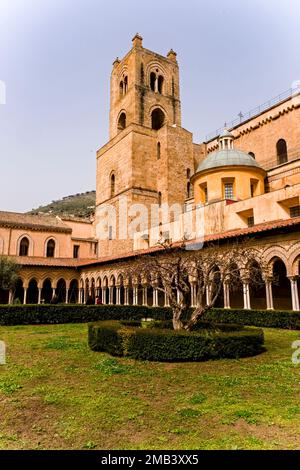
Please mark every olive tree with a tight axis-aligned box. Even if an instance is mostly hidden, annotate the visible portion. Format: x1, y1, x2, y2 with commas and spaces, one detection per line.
133, 240, 266, 331
0, 256, 20, 293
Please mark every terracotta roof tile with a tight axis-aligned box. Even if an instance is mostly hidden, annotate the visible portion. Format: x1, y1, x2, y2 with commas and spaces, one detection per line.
10, 217, 300, 270
13, 257, 92, 268
78, 216, 300, 268
0, 211, 71, 232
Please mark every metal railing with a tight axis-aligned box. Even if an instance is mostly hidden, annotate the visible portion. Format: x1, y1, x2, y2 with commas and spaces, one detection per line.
205, 85, 300, 142
259, 145, 300, 171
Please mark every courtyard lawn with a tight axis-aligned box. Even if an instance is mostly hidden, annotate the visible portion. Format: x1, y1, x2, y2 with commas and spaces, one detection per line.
0, 324, 300, 450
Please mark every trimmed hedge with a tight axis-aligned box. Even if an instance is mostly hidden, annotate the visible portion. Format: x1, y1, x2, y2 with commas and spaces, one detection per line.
0, 304, 170, 326
144, 319, 244, 332
88, 320, 265, 362
203, 308, 300, 330
0, 304, 299, 329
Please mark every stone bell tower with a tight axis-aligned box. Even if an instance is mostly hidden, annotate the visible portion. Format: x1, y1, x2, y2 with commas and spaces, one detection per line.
109, 33, 181, 139
96, 35, 194, 258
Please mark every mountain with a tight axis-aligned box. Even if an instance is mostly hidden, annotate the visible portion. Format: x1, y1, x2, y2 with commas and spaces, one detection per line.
28, 191, 96, 218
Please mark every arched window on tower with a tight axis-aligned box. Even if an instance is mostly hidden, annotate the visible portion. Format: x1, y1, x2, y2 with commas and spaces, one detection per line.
119, 80, 124, 98
158, 191, 162, 207
117, 112, 126, 131
186, 168, 192, 198
19, 237, 29, 256
110, 173, 115, 198
46, 239, 55, 258
187, 182, 191, 198
277, 139, 288, 164
150, 72, 156, 92
158, 75, 164, 94
124, 76, 128, 94
151, 108, 165, 130
157, 142, 161, 160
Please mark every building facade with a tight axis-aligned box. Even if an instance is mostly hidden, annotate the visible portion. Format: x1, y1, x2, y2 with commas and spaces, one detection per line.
1, 35, 300, 311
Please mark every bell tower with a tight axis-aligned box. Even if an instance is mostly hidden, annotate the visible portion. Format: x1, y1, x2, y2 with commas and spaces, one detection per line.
96, 36, 194, 258
109, 33, 181, 139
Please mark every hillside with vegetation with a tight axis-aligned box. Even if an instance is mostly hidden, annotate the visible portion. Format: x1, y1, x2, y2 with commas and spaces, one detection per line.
28, 191, 96, 218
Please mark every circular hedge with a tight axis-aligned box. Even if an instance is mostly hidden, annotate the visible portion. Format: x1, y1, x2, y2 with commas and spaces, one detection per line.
88, 320, 265, 362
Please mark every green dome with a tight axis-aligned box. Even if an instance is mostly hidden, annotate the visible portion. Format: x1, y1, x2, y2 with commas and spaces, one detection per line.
196, 149, 261, 173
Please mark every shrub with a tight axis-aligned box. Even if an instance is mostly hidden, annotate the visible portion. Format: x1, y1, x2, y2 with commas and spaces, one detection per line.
203, 308, 300, 330
0, 304, 171, 326
88, 321, 265, 362
149, 319, 244, 332
0, 304, 299, 329
88, 321, 123, 356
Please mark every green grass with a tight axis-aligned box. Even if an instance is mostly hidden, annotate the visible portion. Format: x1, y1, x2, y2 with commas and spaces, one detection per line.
0, 323, 300, 450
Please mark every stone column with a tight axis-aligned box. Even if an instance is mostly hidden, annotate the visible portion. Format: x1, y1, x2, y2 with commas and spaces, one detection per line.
124, 287, 129, 306
65, 288, 69, 304
142, 286, 148, 306
154, 76, 158, 93
116, 286, 121, 305
23, 287, 28, 305
133, 286, 138, 306
190, 283, 197, 308
265, 279, 274, 310
289, 277, 300, 311
38, 288, 42, 305
164, 291, 170, 307
102, 287, 106, 305
223, 282, 230, 309
206, 285, 211, 306
8, 289, 14, 305
153, 287, 158, 307
52, 288, 56, 300
242, 280, 251, 310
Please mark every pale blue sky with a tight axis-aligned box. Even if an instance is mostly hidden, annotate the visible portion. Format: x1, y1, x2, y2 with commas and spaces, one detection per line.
0, 0, 299, 212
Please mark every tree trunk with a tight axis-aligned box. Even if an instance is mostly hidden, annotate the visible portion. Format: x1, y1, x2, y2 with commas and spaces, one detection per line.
184, 305, 209, 331
172, 307, 184, 330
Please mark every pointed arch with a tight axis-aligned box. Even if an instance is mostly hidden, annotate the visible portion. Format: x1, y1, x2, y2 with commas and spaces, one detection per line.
18, 235, 33, 257
151, 108, 165, 130
276, 139, 288, 164
110, 172, 116, 198
117, 112, 126, 131
46, 238, 56, 258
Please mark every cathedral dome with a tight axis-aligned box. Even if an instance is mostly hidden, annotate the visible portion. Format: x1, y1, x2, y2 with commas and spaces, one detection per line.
192, 130, 266, 205
196, 149, 261, 173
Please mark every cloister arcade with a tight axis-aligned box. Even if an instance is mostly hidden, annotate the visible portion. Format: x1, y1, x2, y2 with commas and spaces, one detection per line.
8, 277, 79, 305
75, 249, 300, 311
1, 246, 299, 311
